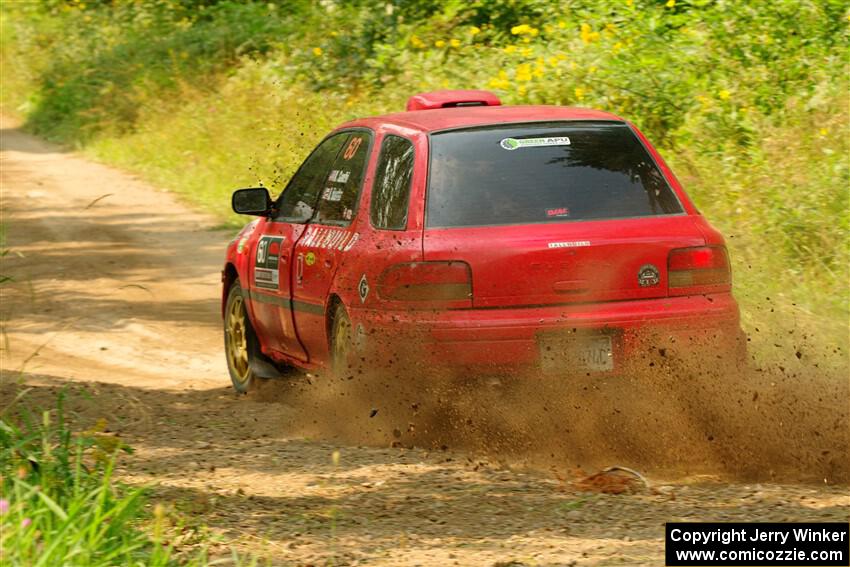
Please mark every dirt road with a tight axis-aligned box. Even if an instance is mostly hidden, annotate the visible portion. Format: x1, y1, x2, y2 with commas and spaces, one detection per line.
1, 116, 847, 566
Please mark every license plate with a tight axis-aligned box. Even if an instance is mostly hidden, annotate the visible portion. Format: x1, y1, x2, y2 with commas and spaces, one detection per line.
540, 334, 614, 373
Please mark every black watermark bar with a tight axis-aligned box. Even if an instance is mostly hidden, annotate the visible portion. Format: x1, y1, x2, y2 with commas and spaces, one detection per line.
666, 523, 849, 566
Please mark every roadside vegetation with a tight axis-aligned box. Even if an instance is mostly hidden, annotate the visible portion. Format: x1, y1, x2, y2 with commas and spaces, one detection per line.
1, 390, 168, 565
0, 390, 257, 565
1, 0, 848, 343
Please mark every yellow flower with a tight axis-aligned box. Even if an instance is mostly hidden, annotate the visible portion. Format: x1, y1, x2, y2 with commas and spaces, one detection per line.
520, 47, 533, 57
558, 21, 567, 29
516, 63, 533, 82
819, 128, 828, 135
410, 35, 426, 49
580, 23, 600, 44
718, 89, 731, 100
605, 23, 617, 33
533, 65, 545, 78
518, 85, 527, 96
312, 47, 323, 56
666, 0, 675, 7
511, 24, 534, 35
556, 53, 567, 60
435, 40, 446, 48
574, 86, 586, 101
504, 45, 517, 54
589, 65, 598, 74
548, 56, 559, 66
469, 26, 481, 35
613, 41, 624, 52
488, 71, 511, 90
626, 0, 633, 6
449, 38, 461, 47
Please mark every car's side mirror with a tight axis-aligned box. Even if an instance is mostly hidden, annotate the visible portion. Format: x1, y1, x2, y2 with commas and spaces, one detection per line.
232, 187, 272, 216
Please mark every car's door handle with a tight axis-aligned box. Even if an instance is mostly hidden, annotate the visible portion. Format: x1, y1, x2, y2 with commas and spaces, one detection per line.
296, 253, 304, 285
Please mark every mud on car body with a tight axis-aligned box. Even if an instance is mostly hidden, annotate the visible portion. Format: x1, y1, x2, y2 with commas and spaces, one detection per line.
221, 89, 745, 392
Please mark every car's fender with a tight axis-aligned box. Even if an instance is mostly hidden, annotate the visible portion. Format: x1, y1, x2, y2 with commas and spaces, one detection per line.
222, 218, 261, 318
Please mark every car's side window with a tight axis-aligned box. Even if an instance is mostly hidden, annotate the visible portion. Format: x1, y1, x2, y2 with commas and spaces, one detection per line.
312, 131, 372, 226
370, 135, 415, 231
274, 133, 348, 223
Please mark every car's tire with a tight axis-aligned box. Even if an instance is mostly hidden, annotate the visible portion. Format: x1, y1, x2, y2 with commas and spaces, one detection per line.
224, 281, 268, 393
330, 302, 355, 378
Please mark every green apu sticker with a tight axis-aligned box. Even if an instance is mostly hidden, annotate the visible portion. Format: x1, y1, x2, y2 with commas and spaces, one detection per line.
500, 136, 571, 150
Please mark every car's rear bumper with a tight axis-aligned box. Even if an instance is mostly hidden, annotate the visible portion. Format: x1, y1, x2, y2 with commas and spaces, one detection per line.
350, 293, 744, 372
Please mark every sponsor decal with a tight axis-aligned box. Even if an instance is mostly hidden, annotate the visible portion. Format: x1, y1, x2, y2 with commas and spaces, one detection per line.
305, 251, 316, 266
255, 235, 285, 290
500, 136, 571, 150
548, 240, 591, 249
546, 207, 570, 218
328, 231, 343, 249
321, 187, 344, 202
302, 227, 360, 252
236, 236, 249, 254
342, 232, 359, 251
638, 264, 660, 287
328, 169, 351, 183
358, 274, 369, 303
343, 137, 363, 160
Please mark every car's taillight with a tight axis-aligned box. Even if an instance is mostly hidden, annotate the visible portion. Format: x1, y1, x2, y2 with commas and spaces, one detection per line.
668, 246, 731, 289
377, 261, 472, 303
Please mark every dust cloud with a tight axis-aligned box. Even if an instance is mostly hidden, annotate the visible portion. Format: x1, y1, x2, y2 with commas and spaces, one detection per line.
249, 324, 849, 485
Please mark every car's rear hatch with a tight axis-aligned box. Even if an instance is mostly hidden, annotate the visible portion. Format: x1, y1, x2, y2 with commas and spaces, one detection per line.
423, 121, 705, 308
424, 217, 707, 308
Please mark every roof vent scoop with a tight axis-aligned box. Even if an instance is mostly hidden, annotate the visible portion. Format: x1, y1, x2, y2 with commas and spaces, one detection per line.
406, 89, 501, 111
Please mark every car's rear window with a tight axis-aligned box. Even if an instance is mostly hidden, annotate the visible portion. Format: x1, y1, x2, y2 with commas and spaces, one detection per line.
426, 121, 683, 228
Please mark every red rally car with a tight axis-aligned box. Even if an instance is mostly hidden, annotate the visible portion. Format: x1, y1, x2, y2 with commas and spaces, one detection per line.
222, 89, 744, 392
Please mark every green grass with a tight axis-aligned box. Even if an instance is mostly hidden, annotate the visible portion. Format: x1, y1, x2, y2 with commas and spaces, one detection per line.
0, 390, 254, 565
1, 0, 848, 347
0, 391, 173, 565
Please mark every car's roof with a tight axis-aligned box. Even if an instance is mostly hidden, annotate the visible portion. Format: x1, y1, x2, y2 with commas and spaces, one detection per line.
337, 105, 625, 134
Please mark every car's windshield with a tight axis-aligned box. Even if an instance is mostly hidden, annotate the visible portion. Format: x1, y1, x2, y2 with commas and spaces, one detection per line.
426, 121, 683, 228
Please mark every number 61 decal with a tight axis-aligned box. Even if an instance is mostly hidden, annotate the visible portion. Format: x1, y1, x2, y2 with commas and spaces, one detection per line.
343, 136, 363, 160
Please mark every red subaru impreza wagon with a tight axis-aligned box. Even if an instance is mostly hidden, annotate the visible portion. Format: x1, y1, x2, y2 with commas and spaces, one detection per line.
222, 90, 744, 392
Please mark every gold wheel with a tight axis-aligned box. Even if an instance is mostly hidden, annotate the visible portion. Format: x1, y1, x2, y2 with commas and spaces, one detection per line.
225, 288, 251, 386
